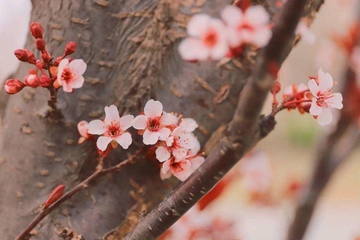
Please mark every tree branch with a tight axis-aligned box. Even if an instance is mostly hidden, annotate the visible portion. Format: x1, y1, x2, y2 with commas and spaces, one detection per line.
16, 148, 143, 240
125, 0, 322, 239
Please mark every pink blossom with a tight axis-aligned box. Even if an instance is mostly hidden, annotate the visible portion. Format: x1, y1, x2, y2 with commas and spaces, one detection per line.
132, 99, 177, 145
57, 58, 87, 92
160, 139, 204, 181
155, 127, 197, 162
87, 105, 134, 151
308, 69, 343, 126
178, 14, 229, 61
221, 5, 271, 48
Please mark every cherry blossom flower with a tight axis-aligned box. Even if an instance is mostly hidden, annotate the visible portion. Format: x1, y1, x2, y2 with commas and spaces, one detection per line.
155, 127, 197, 162
57, 58, 87, 92
308, 69, 343, 126
221, 5, 271, 48
132, 99, 177, 145
178, 14, 229, 61
87, 105, 134, 151
160, 139, 204, 181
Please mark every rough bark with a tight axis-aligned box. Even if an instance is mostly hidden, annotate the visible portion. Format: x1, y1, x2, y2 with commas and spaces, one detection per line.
0, 0, 247, 239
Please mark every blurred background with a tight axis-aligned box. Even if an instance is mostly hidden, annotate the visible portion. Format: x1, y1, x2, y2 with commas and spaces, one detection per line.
1, 0, 360, 239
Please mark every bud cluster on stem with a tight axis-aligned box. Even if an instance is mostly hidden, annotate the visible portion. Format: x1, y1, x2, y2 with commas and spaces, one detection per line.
4, 21, 87, 110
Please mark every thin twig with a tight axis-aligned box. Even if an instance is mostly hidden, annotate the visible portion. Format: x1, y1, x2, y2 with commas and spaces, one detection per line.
125, 0, 321, 239
15, 148, 143, 240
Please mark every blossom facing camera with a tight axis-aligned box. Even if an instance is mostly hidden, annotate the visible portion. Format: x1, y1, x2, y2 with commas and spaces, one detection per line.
308, 69, 343, 126
132, 99, 177, 145
178, 14, 229, 61
57, 58, 87, 93
221, 5, 272, 48
87, 105, 134, 151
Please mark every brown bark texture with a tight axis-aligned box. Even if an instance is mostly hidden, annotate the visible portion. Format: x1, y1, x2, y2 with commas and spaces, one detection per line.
0, 0, 247, 239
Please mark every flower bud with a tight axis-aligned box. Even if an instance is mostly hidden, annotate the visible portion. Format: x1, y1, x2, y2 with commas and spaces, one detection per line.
271, 81, 281, 94
4, 79, 25, 94
25, 50, 37, 64
36, 59, 45, 69
30, 22, 43, 39
14, 49, 28, 62
35, 38, 46, 51
24, 69, 40, 88
41, 51, 51, 63
39, 75, 51, 87
64, 41, 77, 56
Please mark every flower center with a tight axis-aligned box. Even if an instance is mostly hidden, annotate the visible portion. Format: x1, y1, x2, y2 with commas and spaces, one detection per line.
238, 22, 254, 32
202, 30, 218, 47
107, 122, 121, 138
147, 116, 162, 132
61, 67, 74, 83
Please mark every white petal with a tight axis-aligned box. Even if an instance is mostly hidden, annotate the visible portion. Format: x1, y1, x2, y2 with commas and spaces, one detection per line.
252, 27, 272, 47
173, 148, 187, 159
77, 120, 89, 138
161, 160, 171, 174
327, 93, 343, 109
178, 38, 210, 61
188, 138, 201, 156
69, 59, 87, 75
308, 79, 319, 96
179, 133, 197, 149
96, 136, 112, 151
62, 83, 73, 93
309, 99, 322, 116
318, 70, 333, 92
144, 99, 163, 118
132, 115, 147, 129
69, 75, 84, 89
160, 167, 172, 180
120, 115, 134, 130
156, 146, 171, 162
116, 132, 132, 149
161, 112, 179, 126
87, 119, 107, 135
210, 40, 229, 60
245, 6, 270, 26
158, 128, 171, 141
104, 105, 120, 125
298, 83, 309, 92
221, 5, 243, 27
166, 136, 174, 147
187, 14, 211, 37
180, 118, 199, 132
317, 108, 333, 126
172, 160, 192, 181
143, 129, 159, 145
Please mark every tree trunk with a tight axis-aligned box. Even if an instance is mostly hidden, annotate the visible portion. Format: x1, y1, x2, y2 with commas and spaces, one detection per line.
0, 0, 246, 239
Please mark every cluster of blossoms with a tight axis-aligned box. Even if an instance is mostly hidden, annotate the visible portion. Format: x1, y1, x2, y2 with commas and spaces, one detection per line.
274, 69, 343, 126
77, 99, 205, 181
178, 4, 272, 61
4, 22, 86, 95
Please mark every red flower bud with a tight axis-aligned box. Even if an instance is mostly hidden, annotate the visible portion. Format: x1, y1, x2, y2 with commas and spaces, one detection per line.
25, 50, 36, 64
36, 59, 45, 69
30, 22, 43, 39
271, 81, 281, 94
4, 79, 25, 94
44, 184, 65, 208
24, 69, 40, 88
14, 49, 28, 62
64, 41, 77, 56
41, 51, 51, 63
35, 38, 46, 51
39, 75, 51, 87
